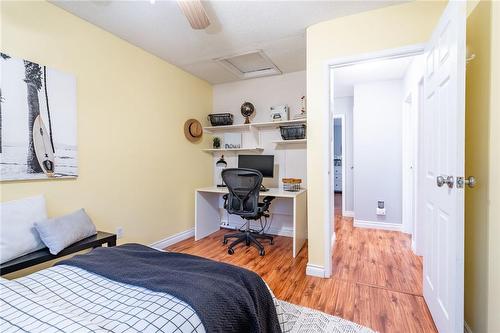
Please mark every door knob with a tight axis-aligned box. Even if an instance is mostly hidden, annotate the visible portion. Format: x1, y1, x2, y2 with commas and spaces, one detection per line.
457, 176, 476, 188
437, 175, 454, 188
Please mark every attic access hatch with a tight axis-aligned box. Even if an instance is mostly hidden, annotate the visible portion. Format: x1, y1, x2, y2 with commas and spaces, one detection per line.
215, 50, 281, 80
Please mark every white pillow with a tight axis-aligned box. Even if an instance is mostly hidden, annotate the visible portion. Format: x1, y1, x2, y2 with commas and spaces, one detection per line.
0, 195, 47, 264
35, 209, 97, 255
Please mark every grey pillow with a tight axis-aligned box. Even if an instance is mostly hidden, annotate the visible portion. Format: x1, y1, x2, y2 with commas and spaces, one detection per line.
35, 209, 97, 255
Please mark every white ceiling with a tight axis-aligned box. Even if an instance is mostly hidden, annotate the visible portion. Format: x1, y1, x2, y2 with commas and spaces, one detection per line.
333, 56, 416, 98
51, 0, 403, 84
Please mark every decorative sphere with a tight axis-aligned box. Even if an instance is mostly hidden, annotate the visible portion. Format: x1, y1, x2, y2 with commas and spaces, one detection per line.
241, 102, 255, 117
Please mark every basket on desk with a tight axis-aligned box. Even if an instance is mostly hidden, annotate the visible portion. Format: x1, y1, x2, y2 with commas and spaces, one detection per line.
282, 178, 302, 192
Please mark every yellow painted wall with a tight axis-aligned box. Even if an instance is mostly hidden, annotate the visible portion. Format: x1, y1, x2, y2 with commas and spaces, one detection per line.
0, 0, 212, 256
305, 1, 446, 267
464, 1, 491, 331
487, 2, 500, 331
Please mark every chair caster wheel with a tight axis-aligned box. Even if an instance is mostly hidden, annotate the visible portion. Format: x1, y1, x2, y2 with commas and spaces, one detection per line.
270, 240, 274, 245
228, 248, 234, 255
259, 249, 265, 256
246, 241, 250, 246
223, 239, 228, 245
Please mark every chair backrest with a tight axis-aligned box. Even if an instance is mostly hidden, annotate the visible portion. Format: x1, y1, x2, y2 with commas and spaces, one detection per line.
221, 168, 262, 218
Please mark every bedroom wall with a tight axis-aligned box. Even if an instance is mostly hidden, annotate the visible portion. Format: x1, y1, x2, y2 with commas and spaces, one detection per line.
211, 70, 307, 187
464, 1, 500, 332
210, 71, 306, 237
306, 0, 446, 273
0, 1, 212, 256
465, 3, 490, 331
213, 71, 305, 124
488, 4, 500, 331
353, 80, 403, 227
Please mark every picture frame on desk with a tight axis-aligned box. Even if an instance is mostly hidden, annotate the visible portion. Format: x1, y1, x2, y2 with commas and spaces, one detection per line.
223, 133, 242, 149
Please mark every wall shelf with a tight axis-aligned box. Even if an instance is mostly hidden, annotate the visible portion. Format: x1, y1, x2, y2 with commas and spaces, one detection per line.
203, 118, 306, 133
202, 147, 264, 153
203, 124, 250, 133
272, 139, 307, 145
251, 118, 306, 129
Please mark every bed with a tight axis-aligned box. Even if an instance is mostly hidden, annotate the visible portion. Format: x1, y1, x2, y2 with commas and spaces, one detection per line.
0, 245, 373, 333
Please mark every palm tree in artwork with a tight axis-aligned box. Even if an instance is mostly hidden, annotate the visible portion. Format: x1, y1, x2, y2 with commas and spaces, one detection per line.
23, 60, 44, 173
43, 66, 55, 153
0, 53, 11, 154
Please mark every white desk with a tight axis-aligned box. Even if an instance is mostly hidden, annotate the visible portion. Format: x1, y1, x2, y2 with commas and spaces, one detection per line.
195, 187, 307, 257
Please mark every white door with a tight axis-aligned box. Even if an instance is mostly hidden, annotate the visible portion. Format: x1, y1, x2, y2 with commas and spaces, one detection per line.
421, 1, 466, 332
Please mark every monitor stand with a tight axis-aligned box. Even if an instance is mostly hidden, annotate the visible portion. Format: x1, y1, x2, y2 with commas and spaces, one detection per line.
260, 184, 270, 192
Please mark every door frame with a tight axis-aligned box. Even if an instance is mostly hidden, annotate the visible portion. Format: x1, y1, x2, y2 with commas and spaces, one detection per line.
332, 114, 346, 216
402, 92, 414, 235
324, 44, 425, 277
415, 77, 424, 256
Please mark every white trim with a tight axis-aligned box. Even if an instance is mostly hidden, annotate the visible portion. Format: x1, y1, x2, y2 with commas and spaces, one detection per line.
343, 210, 354, 218
149, 228, 195, 250
414, 77, 425, 257
464, 321, 473, 333
333, 114, 347, 217
220, 222, 294, 238
322, 63, 333, 279
402, 92, 413, 235
324, 44, 425, 281
331, 230, 336, 248
306, 263, 326, 278
353, 219, 403, 232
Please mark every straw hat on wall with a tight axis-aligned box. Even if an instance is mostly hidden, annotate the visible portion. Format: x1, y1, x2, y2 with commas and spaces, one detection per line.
184, 119, 203, 142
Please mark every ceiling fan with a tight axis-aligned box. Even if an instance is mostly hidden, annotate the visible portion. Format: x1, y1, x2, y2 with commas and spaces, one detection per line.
177, 0, 211, 30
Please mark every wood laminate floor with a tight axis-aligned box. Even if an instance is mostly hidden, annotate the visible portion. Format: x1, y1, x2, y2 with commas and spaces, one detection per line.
167, 215, 437, 333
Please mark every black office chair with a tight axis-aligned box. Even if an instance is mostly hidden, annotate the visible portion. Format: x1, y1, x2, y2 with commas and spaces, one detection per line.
221, 168, 275, 256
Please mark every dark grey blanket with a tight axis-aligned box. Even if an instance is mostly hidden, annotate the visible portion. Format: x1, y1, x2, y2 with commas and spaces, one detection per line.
56, 244, 281, 333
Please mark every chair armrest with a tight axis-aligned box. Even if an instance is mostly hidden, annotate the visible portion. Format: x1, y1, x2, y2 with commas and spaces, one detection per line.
223, 194, 229, 209
260, 196, 276, 212
263, 196, 275, 204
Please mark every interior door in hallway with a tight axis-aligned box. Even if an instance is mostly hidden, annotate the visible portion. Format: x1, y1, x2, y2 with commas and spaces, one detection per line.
421, 1, 466, 332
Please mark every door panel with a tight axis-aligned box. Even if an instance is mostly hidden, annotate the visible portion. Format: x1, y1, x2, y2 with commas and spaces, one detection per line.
422, 2, 466, 332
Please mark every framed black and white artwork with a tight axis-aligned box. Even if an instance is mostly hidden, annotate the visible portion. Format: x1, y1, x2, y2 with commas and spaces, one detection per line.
0, 53, 77, 181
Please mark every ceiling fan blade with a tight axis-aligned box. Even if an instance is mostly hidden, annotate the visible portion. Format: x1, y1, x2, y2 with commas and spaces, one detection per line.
177, 0, 211, 30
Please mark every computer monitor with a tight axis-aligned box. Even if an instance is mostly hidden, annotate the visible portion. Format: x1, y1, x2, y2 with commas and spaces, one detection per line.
238, 155, 274, 178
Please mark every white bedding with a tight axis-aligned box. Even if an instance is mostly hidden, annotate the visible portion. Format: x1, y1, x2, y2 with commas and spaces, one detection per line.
0, 265, 373, 333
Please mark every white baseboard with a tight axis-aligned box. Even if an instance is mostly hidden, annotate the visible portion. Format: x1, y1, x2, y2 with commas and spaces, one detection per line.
342, 210, 354, 218
221, 222, 293, 238
306, 263, 326, 277
464, 321, 473, 333
149, 228, 195, 250
353, 219, 403, 232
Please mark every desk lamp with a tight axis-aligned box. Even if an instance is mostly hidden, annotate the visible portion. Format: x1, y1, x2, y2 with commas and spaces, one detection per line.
216, 155, 227, 187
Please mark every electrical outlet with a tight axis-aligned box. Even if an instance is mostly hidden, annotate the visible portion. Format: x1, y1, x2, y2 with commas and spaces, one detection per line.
376, 201, 386, 216
116, 227, 124, 239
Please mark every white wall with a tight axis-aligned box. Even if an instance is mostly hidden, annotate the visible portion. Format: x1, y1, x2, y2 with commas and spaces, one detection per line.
213, 71, 306, 123
212, 71, 306, 188
353, 80, 403, 225
333, 97, 354, 213
211, 71, 307, 236
402, 55, 425, 251
334, 120, 342, 156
